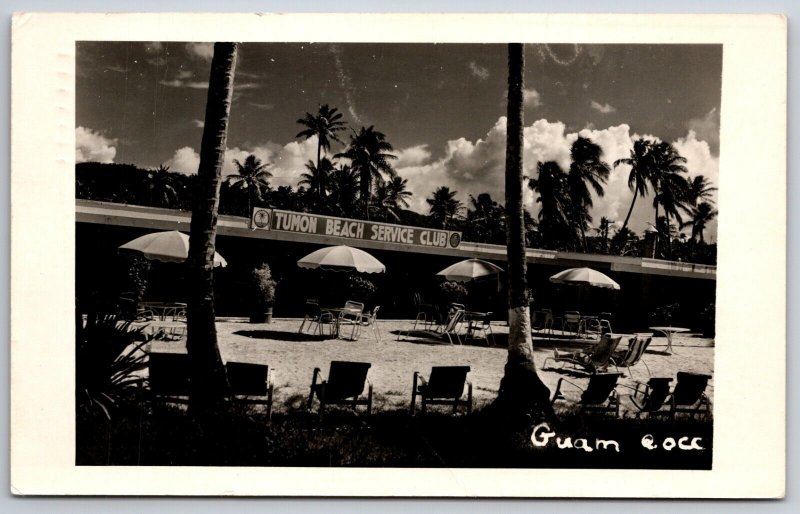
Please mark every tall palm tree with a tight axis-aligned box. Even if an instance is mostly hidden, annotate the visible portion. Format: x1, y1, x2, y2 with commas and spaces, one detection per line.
649, 141, 690, 227
147, 164, 179, 208
373, 176, 412, 222
426, 186, 463, 229
186, 42, 238, 414
336, 126, 397, 218
681, 201, 718, 244
296, 105, 348, 201
597, 216, 615, 254
496, 43, 552, 417
464, 193, 506, 245
298, 157, 334, 208
614, 138, 654, 233
225, 154, 272, 215
528, 161, 574, 250
326, 164, 359, 217
567, 136, 610, 250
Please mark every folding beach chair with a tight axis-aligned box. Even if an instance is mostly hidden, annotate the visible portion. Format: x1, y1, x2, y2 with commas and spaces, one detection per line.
410, 366, 472, 415
627, 377, 673, 418
629, 372, 712, 420
307, 361, 373, 416
551, 372, 623, 417
611, 336, 652, 377
225, 361, 275, 422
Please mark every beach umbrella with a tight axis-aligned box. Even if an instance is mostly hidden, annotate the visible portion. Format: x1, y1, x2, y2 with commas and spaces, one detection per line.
297, 245, 386, 273
549, 267, 620, 290
436, 258, 504, 283
119, 230, 227, 268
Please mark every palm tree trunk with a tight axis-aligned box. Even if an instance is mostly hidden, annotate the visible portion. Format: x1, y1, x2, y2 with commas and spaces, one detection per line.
495, 43, 552, 418
316, 139, 323, 200
186, 42, 237, 415
653, 202, 659, 258
621, 191, 638, 232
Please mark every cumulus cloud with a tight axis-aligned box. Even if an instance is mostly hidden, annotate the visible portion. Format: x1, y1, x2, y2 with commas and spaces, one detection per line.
75, 126, 117, 163
192, 119, 204, 128
686, 107, 720, 154
590, 100, 616, 114
166, 146, 200, 174
185, 42, 214, 61
469, 61, 489, 80
396, 144, 432, 168
523, 88, 542, 108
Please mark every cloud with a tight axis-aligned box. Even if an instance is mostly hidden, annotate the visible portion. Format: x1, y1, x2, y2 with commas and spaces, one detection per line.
469, 61, 489, 80
75, 126, 117, 163
192, 119, 204, 128
590, 100, 616, 114
159, 79, 209, 89
523, 88, 542, 108
166, 146, 200, 175
176, 69, 194, 80
185, 42, 214, 61
248, 102, 275, 111
395, 145, 432, 168
686, 107, 720, 154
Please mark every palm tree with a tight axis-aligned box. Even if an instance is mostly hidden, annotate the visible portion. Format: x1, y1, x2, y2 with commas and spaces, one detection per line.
335, 126, 397, 218
648, 142, 690, 257
326, 164, 359, 217
528, 161, 574, 250
464, 193, 506, 245
426, 186, 463, 229
597, 216, 615, 254
296, 104, 348, 168
614, 138, 654, 233
186, 42, 238, 414
496, 42, 552, 418
373, 176, 412, 221
147, 164, 179, 208
567, 136, 610, 251
298, 157, 334, 209
686, 175, 717, 205
225, 154, 272, 215
681, 201, 718, 244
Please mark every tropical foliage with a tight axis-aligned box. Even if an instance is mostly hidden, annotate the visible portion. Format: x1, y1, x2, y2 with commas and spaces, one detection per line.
426, 186, 464, 229
335, 126, 398, 218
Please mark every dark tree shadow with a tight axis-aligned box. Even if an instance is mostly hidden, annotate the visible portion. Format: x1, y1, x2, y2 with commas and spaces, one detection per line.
233, 330, 327, 342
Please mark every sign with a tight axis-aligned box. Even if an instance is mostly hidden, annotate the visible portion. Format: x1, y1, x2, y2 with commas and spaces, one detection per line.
251, 208, 462, 249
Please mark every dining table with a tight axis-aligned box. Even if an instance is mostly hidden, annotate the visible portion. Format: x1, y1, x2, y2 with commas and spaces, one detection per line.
648, 326, 690, 354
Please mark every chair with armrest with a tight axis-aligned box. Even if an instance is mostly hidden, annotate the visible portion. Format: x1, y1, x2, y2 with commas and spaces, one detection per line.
225, 361, 274, 422
355, 306, 381, 342
307, 361, 373, 416
542, 333, 623, 374
410, 366, 472, 415
148, 352, 192, 406
337, 301, 365, 340
562, 311, 582, 336
550, 372, 623, 417
611, 336, 652, 377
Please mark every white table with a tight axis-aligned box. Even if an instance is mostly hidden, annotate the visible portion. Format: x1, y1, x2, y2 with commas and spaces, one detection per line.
648, 326, 690, 354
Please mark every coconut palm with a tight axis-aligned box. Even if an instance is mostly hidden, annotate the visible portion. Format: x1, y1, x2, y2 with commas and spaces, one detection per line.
426, 186, 463, 229
225, 154, 272, 215
373, 176, 412, 221
496, 43, 552, 417
186, 42, 238, 413
681, 201, 718, 244
335, 126, 397, 218
567, 136, 610, 250
326, 164, 359, 217
296, 104, 348, 169
464, 193, 506, 245
650, 141, 690, 226
298, 157, 334, 208
597, 216, 615, 254
686, 174, 717, 209
614, 138, 654, 233
528, 161, 574, 250
147, 164, 179, 208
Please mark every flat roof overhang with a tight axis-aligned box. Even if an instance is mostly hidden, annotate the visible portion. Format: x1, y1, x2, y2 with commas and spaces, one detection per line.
76, 199, 716, 280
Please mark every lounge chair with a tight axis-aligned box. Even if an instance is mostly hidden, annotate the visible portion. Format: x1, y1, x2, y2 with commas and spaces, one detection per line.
148, 352, 191, 405
542, 333, 623, 373
551, 372, 623, 417
355, 306, 381, 342
630, 372, 712, 420
611, 336, 652, 377
410, 366, 472, 415
441, 308, 465, 344
627, 377, 673, 418
225, 361, 274, 422
307, 361, 373, 416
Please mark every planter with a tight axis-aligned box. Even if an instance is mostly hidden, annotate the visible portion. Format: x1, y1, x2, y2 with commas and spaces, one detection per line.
249, 307, 273, 324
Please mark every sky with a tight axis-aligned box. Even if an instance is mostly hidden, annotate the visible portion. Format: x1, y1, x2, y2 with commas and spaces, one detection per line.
76, 42, 722, 241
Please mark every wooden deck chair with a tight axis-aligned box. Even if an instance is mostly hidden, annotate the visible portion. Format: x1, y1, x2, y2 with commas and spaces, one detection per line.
627, 377, 674, 418
410, 366, 472, 415
611, 336, 652, 377
441, 308, 465, 344
307, 361, 373, 416
355, 306, 381, 342
225, 362, 274, 422
148, 352, 191, 406
542, 333, 623, 373
551, 372, 623, 417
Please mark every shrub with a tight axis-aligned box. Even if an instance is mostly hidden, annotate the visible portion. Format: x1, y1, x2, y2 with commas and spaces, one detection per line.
438, 280, 468, 305
346, 275, 377, 304
251, 263, 277, 308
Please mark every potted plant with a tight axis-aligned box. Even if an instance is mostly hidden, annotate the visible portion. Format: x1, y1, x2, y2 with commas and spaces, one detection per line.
250, 263, 277, 323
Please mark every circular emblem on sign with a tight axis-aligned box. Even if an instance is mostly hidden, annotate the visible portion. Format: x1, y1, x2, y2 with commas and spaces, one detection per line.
253, 209, 271, 229
449, 232, 461, 248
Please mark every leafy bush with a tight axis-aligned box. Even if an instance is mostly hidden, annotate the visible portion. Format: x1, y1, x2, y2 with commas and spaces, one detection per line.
252, 263, 277, 307
438, 280, 468, 305
346, 275, 377, 304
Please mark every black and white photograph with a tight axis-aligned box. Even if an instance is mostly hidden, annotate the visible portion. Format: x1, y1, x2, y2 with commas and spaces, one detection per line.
10, 13, 786, 497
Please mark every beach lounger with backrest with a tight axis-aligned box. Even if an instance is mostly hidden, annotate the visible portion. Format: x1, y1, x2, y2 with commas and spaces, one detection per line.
550, 372, 623, 417
410, 366, 472, 415
307, 361, 373, 416
225, 361, 274, 422
542, 333, 623, 373
611, 336, 652, 377
668, 371, 713, 420
627, 377, 674, 418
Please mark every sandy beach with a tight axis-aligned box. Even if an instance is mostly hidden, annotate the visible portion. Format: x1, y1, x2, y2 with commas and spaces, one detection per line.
148, 317, 714, 416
